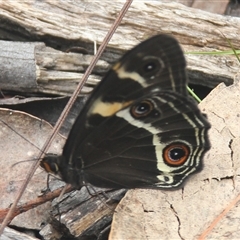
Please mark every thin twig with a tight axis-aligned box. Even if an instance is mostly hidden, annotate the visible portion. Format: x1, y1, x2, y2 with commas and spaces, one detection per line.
0, 185, 73, 223
198, 194, 240, 240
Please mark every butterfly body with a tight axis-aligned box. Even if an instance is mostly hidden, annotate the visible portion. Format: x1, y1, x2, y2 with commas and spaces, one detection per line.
42, 34, 210, 190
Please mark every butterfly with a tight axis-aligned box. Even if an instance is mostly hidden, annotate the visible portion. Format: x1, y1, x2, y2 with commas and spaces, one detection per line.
41, 34, 211, 190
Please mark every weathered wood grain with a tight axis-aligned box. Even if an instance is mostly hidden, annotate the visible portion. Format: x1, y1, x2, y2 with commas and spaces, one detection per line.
0, 1, 240, 96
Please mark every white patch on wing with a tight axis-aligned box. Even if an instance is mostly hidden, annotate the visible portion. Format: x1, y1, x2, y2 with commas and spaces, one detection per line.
116, 107, 160, 134
89, 98, 133, 117
155, 175, 174, 186
167, 66, 176, 92
153, 134, 173, 174
115, 65, 149, 87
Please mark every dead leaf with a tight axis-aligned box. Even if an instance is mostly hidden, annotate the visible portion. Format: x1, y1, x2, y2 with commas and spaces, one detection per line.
0, 108, 65, 229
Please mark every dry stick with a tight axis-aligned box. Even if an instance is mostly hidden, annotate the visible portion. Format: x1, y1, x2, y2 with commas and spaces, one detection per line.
198, 193, 240, 240
0, 185, 74, 223
0, 0, 133, 234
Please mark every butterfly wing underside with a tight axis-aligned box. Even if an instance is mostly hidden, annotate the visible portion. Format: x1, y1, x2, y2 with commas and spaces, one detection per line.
43, 34, 210, 189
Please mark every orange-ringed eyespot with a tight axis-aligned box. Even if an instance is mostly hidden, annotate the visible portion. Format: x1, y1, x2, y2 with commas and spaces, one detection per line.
163, 143, 190, 166
130, 100, 154, 118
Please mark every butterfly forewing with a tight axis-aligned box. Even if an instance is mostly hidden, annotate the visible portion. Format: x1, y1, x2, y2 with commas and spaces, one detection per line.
42, 34, 210, 190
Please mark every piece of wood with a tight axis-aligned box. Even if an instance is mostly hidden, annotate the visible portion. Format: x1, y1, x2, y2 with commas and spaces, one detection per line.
40, 188, 127, 239
0, 1, 240, 96
1, 1, 239, 49
0, 40, 237, 96
0, 41, 107, 96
